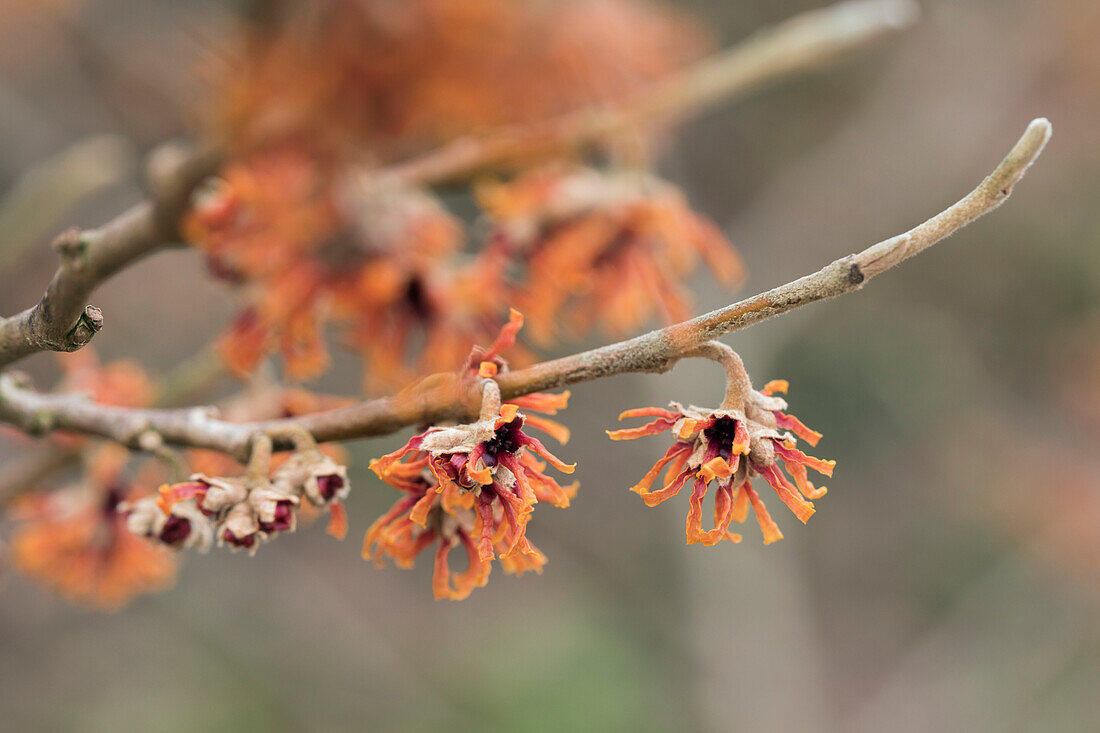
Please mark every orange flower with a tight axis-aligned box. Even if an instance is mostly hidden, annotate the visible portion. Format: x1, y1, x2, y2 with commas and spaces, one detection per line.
478, 166, 743, 344
8, 448, 176, 610
213, 0, 707, 154
187, 157, 516, 389
365, 311, 575, 599
185, 145, 339, 282
366, 404, 574, 600
608, 380, 833, 545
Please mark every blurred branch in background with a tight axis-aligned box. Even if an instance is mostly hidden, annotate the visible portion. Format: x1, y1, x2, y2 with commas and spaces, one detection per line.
385, 0, 920, 185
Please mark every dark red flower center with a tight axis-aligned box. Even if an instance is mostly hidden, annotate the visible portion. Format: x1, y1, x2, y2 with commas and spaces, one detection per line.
158, 515, 192, 546
259, 501, 295, 532
103, 486, 125, 515
704, 416, 741, 461
223, 529, 256, 548
317, 474, 345, 501
480, 420, 524, 467
405, 276, 433, 319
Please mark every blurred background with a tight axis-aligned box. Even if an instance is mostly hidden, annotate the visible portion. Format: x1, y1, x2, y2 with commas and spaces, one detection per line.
1, 0, 1098, 731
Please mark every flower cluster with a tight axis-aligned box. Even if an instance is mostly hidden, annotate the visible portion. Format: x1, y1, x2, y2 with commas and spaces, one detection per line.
186, 153, 499, 390
125, 441, 349, 556
7, 446, 176, 609
365, 311, 575, 599
183, 0, 724, 390
476, 166, 743, 344
609, 379, 834, 545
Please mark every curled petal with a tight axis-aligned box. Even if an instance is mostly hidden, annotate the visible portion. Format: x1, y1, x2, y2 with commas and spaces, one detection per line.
617, 406, 680, 421
699, 456, 738, 484
483, 308, 525, 362
474, 494, 496, 562
778, 456, 828, 500
755, 463, 815, 524
677, 418, 699, 440
733, 420, 750, 455
743, 482, 784, 544
156, 482, 207, 515
686, 477, 738, 546
493, 485, 534, 559
508, 391, 570, 414
762, 380, 789, 396
774, 412, 822, 447
517, 433, 575, 474
499, 537, 547, 576
607, 418, 677, 441
730, 483, 750, 524
408, 487, 440, 528
713, 484, 742, 544
496, 403, 520, 425
326, 502, 348, 540
459, 531, 492, 592
520, 414, 571, 445
370, 434, 426, 479
629, 442, 691, 495
362, 495, 418, 563
692, 217, 745, 288
440, 482, 474, 513
432, 533, 491, 602
218, 310, 269, 378
521, 456, 577, 507
466, 444, 493, 485
640, 465, 695, 507
432, 538, 459, 600
774, 442, 835, 477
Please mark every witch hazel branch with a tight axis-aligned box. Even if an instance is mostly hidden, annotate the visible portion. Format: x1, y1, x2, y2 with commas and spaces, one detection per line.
0, 0, 1053, 606
0, 117, 1052, 601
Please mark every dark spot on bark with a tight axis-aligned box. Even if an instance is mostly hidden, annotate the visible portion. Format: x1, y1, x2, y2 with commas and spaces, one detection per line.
848, 263, 864, 285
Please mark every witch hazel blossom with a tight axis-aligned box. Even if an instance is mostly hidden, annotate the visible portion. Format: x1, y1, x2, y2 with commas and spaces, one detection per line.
365, 407, 574, 600
366, 309, 576, 599
609, 373, 835, 546
370, 402, 575, 562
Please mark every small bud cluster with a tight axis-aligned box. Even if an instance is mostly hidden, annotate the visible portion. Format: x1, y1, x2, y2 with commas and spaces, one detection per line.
122, 446, 348, 556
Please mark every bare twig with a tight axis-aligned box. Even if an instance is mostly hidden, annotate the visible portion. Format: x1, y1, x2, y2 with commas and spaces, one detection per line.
383, 0, 919, 185
0, 141, 221, 368
0, 119, 1051, 461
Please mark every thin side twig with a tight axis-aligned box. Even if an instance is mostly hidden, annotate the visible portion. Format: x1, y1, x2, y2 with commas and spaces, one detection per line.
0, 141, 221, 369
0, 119, 1051, 462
